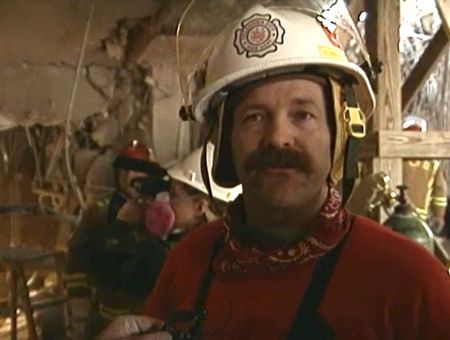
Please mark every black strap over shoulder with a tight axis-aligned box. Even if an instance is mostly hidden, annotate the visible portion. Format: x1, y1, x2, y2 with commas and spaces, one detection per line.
193, 238, 222, 312
287, 225, 352, 340
164, 221, 352, 340
163, 237, 223, 340
342, 137, 359, 204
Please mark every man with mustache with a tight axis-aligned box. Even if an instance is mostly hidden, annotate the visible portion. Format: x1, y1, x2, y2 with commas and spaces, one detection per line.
99, 3, 450, 339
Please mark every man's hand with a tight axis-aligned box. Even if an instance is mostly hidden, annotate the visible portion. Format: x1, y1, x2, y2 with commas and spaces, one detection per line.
116, 201, 146, 225
96, 315, 171, 339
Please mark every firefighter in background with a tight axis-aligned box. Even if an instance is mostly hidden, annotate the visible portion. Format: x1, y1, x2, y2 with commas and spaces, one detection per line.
66, 142, 240, 338
107, 140, 162, 223
125, 142, 242, 246
402, 115, 448, 234
65, 140, 170, 339
166, 142, 242, 246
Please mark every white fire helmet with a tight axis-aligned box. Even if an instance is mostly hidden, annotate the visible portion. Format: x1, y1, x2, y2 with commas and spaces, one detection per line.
182, 1, 376, 188
168, 142, 242, 202
402, 115, 427, 132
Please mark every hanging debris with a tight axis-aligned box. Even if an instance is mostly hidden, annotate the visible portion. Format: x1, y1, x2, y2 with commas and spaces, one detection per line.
400, 0, 449, 130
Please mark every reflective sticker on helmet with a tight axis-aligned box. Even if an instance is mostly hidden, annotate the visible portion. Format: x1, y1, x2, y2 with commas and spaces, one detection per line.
234, 13, 285, 58
316, 15, 343, 50
319, 46, 345, 60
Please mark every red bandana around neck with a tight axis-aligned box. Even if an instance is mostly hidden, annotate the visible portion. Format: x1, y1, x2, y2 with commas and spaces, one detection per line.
216, 185, 353, 273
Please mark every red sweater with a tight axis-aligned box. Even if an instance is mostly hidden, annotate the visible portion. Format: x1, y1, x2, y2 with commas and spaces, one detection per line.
145, 216, 450, 339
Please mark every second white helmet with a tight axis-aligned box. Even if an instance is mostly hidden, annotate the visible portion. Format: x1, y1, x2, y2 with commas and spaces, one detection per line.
168, 142, 242, 202
402, 115, 427, 132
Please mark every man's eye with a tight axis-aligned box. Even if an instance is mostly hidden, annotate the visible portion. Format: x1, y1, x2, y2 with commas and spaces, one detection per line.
293, 111, 314, 121
242, 112, 264, 123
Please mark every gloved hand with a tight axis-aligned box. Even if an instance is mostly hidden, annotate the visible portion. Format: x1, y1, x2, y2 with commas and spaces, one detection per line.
116, 201, 146, 226
96, 315, 171, 340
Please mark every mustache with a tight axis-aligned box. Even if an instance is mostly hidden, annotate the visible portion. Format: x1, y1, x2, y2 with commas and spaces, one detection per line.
243, 145, 312, 174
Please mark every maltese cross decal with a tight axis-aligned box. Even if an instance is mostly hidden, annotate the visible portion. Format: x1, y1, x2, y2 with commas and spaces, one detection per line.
234, 13, 285, 58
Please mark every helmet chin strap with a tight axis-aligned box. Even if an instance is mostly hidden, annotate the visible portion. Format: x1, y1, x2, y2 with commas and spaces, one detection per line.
342, 137, 359, 205
200, 112, 221, 212
342, 83, 366, 205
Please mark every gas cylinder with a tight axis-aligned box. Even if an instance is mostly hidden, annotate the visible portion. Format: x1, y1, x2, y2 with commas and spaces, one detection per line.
383, 185, 434, 253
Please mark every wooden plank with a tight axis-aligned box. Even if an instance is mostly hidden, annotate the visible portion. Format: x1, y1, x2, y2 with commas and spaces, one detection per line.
364, 0, 402, 125
360, 130, 450, 158
402, 27, 450, 112
437, 0, 450, 36
362, 0, 402, 221
365, 0, 402, 131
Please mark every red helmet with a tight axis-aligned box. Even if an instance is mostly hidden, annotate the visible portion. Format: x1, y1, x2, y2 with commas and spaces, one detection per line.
113, 140, 165, 176
119, 140, 152, 162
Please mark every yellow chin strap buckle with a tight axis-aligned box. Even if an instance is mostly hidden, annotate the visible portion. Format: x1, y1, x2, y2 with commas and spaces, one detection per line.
343, 105, 366, 139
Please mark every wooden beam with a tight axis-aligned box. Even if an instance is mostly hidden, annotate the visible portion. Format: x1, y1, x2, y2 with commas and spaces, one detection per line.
365, 1, 402, 131
361, 0, 402, 220
359, 130, 450, 159
402, 26, 450, 112
437, 0, 450, 37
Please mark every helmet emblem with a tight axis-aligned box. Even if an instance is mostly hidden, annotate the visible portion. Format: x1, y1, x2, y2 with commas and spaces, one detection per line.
234, 13, 285, 58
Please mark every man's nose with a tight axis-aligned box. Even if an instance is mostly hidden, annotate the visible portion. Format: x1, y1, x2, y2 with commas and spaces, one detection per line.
263, 114, 295, 148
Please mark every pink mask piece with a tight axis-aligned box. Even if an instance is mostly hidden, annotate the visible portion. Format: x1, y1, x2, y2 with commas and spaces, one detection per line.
144, 201, 175, 238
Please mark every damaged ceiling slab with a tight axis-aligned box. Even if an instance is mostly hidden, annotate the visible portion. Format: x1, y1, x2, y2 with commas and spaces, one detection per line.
0, 64, 112, 128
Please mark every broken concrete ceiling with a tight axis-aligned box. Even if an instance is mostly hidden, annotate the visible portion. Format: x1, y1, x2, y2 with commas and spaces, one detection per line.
0, 0, 365, 130
0, 0, 162, 128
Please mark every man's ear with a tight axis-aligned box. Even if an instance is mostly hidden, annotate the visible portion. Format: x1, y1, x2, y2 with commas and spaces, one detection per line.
192, 197, 208, 217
